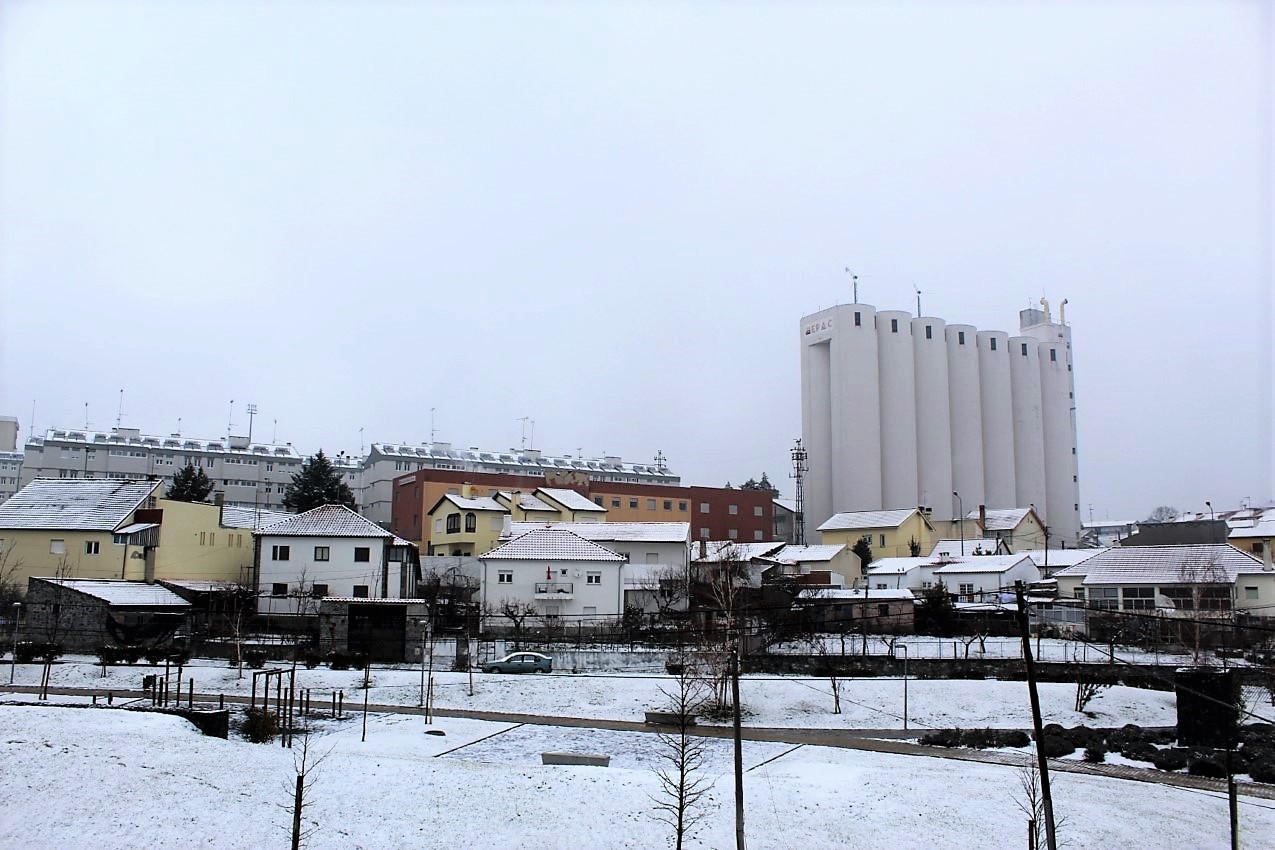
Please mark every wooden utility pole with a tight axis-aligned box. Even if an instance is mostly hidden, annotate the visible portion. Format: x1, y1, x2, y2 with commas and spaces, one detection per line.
291, 774, 303, 850
1015, 581, 1056, 850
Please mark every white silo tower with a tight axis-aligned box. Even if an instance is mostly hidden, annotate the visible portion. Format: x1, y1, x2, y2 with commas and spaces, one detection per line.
877, 310, 918, 510
1009, 335, 1047, 519
946, 323, 984, 513
1020, 301, 1081, 545
977, 330, 1016, 509
912, 316, 953, 519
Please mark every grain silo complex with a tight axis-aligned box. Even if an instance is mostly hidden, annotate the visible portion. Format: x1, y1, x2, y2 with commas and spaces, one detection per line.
799, 299, 1080, 545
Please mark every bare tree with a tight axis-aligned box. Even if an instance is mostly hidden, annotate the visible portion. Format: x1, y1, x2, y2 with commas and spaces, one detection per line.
1144, 505, 1180, 523
699, 544, 750, 712
282, 733, 333, 850
0, 546, 25, 607
812, 638, 842, 714
498, 599, 537, 650
1074, 675, 1110, 713
651, 655, 712, 849
1014, 761, 1067, 850
1178, 555, 1232, 663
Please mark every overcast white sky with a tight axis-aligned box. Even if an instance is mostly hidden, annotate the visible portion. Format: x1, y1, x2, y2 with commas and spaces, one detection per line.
0, 1, 1270, 522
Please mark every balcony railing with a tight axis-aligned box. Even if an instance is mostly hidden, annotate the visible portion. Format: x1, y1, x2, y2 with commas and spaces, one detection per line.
534, 582, 574, 597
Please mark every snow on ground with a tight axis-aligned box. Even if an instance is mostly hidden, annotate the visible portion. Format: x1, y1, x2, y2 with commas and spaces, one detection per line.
1, 704, 1269, 850
14, 655, 1237, 731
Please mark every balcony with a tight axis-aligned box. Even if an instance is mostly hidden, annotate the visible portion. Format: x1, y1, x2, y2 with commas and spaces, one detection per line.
534, 581, 574, 599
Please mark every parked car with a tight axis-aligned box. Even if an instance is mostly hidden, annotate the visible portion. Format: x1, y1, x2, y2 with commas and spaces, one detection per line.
481, 651, 552, 674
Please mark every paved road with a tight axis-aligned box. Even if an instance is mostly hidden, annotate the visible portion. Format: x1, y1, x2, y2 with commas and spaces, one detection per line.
5, 683, 1273, 801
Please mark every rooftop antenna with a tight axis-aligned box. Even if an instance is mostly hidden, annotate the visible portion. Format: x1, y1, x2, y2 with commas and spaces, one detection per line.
84, 402, 89, 430
790, 438, 808, 545
518, 417, 535, 450
359, 427, 364, 454
654, 450, 667, 473
227, 399, 235, 437
115, 389, 125, 428
844, 267, 858, 303
177, 416, 182, 436
272, 419, 277, 443
29, 400, 35, 436
246, 403, 258, 443
430, 408, 437, 443
914, 284, 923, 317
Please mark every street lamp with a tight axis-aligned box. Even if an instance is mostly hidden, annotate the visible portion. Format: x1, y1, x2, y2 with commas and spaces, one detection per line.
9, 602, 21, 684
897, 643, 909, 730
952, 492, 964, 556
1205, 501, 1214, 522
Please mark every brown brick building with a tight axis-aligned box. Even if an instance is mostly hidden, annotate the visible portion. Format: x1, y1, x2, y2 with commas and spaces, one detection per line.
391, 468, 773, 551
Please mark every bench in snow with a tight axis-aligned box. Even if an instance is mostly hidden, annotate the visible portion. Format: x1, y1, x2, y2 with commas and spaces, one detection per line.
541, 752, 610, 767
645, 711, 697, 726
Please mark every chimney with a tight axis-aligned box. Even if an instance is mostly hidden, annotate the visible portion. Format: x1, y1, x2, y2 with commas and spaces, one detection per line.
978, 504, 987, 529
501, 514, 511, 538
1263, 539, 1272, 572
461, 483, 472, 499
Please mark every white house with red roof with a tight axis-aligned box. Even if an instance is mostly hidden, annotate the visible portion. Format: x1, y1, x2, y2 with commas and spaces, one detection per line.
479, 526, 626, 621
255, 504, 408, 616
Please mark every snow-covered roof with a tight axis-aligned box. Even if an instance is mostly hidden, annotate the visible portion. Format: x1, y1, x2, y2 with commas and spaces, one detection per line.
933, 554, 1034, 575
219, 506, 295, 530
370, 442, 677, 480
158, 580, 240, 593
481, 528, 624, 561
1082, 520, 1137, 530
818, 509, 919, 532
809, 587, 916, 602
692, 540, 786, 563
1017, 548, 1108, 569
258, 505, 393, 538
508, 521, 690, 543
1229, 519, 1275, 540
867, 557, 933, 575
0, 478, 159, 531
1057, 544, 1267, 586
437, 494, 504, 512
33, 428, 303, 460
764, 544, 845, 564
965, 508, 1034, 530
773, 498, 797, 514
499, 491, 555, 512
929, 539, 1001, 558
35, 578, 190, 607
536, 488, 606, 513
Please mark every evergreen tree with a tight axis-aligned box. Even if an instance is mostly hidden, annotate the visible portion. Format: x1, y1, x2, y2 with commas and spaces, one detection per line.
283, 450, 357, 513
166, 463, 214, 502
851, 535, 874, 571
739, 473, 780, 496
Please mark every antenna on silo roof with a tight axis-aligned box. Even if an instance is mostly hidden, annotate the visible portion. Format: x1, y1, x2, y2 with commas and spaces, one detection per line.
914, 284, 922, 317
116, 389, 125, 428
844, 267, 858, 303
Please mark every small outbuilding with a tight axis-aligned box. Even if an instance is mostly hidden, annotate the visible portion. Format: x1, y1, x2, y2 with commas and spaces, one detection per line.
23, 577, 191, 652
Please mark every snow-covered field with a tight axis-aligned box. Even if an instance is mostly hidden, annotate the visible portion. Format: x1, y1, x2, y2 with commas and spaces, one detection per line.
9, 654, 1238, 730
1, 704, 1270, 850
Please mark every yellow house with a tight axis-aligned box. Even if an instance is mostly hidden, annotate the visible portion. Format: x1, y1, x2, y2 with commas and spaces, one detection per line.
965, 507, 1047, 553
425, 493, 507, 556
816, 508, 938, 560
0, 479, 285, 596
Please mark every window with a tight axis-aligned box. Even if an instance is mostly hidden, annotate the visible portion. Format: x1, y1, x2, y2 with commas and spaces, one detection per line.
879, 534, 886, 547
594, 496, 603, 506
611, 497, 621, 508
958, 331, 966, 345
699, 527, 710, 539
1244, 586, 1259, 600
354, 547, 370, 562
84, 540, 100, 555
271, 583, 288, 597
728, 504, 738, 515
1122, 587, 1155, 610
498, 570, 513, 584
678, 501, 687, 511
700, 502, 710, 513
465, 513, 476, 533
629, 498, 638, 509
271, 545, 290, 561
434, 518, 443, 533
754, 530, 764, 541
586, 572, 602, 585
925, 325, 932, 339
753, 506, 763, 517
647, 499, 656, 511
878, 604, 890, 618
312, 584, 328, 597
728, 529, 738, 540
50, 538, 65, 555
958, 583, 974, 598
1050, 349, 1057, 362
663, 500, 672, 511
990, 337, 997, 351
446, 513, 461, 533
352, 585, 369, 598
314, 546, 330, 562
1088, 587, 1118, 610
199, 531, 206, 545
890, 318, 898, 333
854, 311, 861, 326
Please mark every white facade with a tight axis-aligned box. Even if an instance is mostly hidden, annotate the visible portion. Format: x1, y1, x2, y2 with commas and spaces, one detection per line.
479, 528, 627, 620
257, 532, 392, 616
800, 299, 1082, 545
